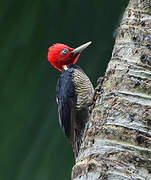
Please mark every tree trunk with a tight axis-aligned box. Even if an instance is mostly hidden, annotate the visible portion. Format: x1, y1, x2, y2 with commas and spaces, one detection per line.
72, 0, 151, 179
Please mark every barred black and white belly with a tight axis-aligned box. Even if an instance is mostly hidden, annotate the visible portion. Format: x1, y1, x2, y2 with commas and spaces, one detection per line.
73, 67, 94, 110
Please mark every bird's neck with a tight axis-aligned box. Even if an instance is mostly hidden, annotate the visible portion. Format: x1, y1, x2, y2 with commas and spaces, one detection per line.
63, 65, 68, 71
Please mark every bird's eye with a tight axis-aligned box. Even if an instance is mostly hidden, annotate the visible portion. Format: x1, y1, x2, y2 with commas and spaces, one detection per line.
61, 49, 70, 54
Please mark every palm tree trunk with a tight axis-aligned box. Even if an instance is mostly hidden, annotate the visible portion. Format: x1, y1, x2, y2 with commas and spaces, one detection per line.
72, 0, 151, 179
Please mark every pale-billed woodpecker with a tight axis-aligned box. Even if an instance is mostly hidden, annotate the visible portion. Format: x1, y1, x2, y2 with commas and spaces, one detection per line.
48, 42, 94, 157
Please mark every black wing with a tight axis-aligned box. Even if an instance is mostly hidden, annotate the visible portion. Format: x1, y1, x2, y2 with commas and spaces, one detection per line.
56, 67, 76, 138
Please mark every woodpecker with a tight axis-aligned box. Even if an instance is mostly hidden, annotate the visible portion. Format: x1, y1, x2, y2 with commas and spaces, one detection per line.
48, 42, 94, 156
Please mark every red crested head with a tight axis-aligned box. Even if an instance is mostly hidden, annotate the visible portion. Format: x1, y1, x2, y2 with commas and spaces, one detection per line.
48, 41, 92, 71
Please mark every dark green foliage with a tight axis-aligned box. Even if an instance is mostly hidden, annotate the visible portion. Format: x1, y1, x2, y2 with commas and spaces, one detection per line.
0, 0, 128, 179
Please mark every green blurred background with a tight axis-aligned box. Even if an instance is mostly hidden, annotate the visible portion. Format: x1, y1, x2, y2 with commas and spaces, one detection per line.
0, 0, 128, 179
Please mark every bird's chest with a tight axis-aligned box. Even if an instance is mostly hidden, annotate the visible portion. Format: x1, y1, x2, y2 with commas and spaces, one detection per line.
72, 69, 94, 110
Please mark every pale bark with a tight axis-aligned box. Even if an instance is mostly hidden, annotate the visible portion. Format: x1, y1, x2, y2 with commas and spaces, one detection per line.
72, 0, 151, 179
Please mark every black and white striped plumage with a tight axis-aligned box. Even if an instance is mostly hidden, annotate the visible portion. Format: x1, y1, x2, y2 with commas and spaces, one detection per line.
56, 64, 94, 156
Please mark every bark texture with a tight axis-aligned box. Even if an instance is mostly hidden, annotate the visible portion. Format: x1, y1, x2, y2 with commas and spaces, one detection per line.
72, 0, 151, 179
